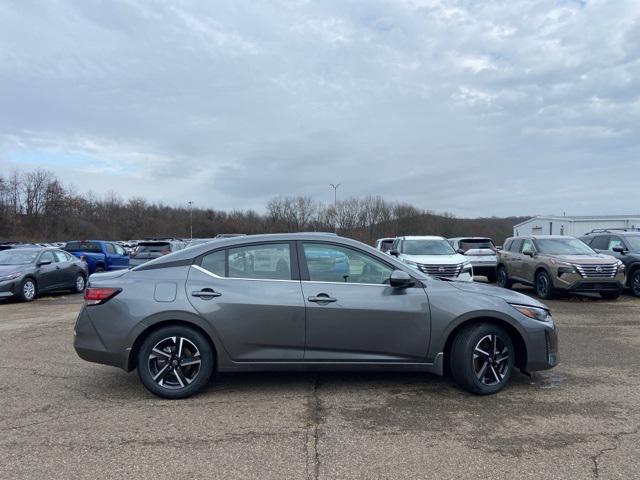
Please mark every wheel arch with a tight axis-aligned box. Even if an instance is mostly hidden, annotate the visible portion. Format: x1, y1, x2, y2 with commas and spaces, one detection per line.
126, 315, 220, 372
627, 262, 640, 286
534, 264, 552, 280
442, 316, 528, 373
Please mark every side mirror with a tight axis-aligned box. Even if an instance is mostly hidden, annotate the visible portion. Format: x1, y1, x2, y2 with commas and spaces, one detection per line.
37, 260, 52, 267
456, 248, 465, 254
523, 249, 535, 257
389, 270, 414, 288
389, 249, 399, 257
612, 246, 626, 254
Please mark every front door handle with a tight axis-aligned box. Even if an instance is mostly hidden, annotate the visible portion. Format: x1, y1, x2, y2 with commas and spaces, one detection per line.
307, 294, 337, 304
191, 288, 222, 299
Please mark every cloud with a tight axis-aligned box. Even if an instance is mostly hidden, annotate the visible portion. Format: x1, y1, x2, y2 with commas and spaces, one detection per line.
0, 0, 639, 217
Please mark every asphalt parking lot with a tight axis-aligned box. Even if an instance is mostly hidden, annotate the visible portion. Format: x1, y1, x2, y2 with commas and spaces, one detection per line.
1, 290, 639, 480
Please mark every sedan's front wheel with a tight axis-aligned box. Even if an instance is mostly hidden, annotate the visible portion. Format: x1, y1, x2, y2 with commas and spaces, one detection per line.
18, 278, 37, 302
449, 323, 515, 395
137, 326, 214, 399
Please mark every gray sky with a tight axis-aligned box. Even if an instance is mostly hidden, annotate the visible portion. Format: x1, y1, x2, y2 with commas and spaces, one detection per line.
1, 0, 639, 217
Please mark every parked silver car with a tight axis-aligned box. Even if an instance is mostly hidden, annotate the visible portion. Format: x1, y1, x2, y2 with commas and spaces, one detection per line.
74, 233, 558, 399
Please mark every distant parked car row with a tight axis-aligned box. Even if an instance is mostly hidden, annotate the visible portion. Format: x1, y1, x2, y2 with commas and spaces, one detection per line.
375, 230, 640, 300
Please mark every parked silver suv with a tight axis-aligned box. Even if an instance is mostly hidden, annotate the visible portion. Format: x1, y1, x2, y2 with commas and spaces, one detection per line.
449, 237, 498, 282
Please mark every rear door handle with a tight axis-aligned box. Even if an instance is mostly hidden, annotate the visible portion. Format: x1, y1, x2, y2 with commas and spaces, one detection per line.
191, 288, 222, 299
307, 294, 337, 304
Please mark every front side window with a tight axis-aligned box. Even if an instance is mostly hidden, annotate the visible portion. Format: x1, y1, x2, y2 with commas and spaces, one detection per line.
53, 251, 68, 263
228, 243, 291, 280
114, 244, 126, 255
303, 243, 393, 285
105, 243, 116, 254
520, 239, 535, 253
607, 236, 624, 250
39, 251, 55, 264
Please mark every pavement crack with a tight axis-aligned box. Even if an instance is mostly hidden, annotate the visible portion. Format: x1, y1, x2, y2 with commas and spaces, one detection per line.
591, 424, 640, 478
305, 375, 322, 480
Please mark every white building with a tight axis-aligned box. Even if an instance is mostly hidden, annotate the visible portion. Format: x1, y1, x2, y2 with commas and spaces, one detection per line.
513, 215, 640, 238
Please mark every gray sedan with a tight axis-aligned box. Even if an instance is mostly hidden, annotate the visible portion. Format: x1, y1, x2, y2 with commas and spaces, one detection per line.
74, 233, 558, 398
0, 248, 88, 302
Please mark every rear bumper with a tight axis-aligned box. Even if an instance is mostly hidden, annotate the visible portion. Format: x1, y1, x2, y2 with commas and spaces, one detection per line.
73, 306, 128, 370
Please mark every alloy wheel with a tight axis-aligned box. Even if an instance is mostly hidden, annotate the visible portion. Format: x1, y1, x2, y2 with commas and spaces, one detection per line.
148, 336, 202, 389
536, 273, 550, 297
473, 334, 510, 386
23, 280, 36, 301
76, 275, 86, 292
498, 268, 507, 287
632, 271, 640, 297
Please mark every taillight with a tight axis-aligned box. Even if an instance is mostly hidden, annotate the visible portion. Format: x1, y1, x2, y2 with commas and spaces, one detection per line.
84, 287, 121, 306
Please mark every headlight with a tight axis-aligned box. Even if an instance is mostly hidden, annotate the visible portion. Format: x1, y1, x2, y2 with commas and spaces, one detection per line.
616, 261, 625, 273
461, 262, 473, 274
0, 272, 21, 282
510, 304, 552, 323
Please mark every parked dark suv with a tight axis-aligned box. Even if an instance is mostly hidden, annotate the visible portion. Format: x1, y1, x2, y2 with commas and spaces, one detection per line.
580, 229, 640, 297
496, 235, 625, 300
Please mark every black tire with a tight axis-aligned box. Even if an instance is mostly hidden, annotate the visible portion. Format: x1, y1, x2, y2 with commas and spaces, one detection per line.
18, 277, 37, 302
535, 270, 555, 300
630, 269, 640, 298
600, 291, 621, 301
137, 325, 214, 399
486, 272, 497, 283
94, 265, 105, 273
72, 272, 86, 293
449, 323, 515, 395
496, 265, 512, 289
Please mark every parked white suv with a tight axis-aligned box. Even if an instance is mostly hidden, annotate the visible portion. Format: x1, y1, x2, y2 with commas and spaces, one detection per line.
389, 236, 473, 281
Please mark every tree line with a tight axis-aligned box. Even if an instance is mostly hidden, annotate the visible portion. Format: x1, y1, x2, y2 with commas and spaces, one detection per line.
0, 169, 525, 245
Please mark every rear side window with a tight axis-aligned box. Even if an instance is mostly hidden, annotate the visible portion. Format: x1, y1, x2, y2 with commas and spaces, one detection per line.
228, 243, 291, 280
65, 241, 101, 253
509, 239, 523, 252
201, 250, 225, 277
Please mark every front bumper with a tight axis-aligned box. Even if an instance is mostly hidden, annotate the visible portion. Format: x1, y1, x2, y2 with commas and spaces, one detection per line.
0, 279, 20, 298
526, 320, 559, 372
552, 270, 625, 293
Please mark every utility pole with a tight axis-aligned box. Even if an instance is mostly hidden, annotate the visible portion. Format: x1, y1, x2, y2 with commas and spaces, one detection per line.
188, 201, 194, 240
329, 183, 341, 207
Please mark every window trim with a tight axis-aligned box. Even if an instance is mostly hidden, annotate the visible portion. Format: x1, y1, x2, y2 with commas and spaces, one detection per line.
195, 241, 300, 282
297, 240, 400, 286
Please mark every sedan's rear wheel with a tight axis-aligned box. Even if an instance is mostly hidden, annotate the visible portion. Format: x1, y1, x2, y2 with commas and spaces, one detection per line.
449, 323, 515, 395
72, 273, 86, 293
18, 278, 37, 302
137, 326, 214, 399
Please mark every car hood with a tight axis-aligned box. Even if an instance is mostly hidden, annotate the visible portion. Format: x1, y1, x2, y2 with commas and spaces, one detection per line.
550, 254, 616, 264
401, 253, 467, 264
448, 280, 548, 310
0, 265, 29, 276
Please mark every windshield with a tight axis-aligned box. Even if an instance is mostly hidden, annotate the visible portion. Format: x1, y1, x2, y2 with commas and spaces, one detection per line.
626, 236, 640, 250
535, 238, 595, 255
0, 250, 38, 265
402, 239, 455, 255
65, 241, 101, 253
459, 239, 495, 251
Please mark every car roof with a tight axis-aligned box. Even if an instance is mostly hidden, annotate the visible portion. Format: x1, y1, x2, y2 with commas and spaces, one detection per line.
398, 235, 446, 240
138, 233, 377, 268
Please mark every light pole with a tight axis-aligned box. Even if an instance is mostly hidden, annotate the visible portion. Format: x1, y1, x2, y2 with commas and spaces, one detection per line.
188, 201, 194, 240
329, 183, 341, 207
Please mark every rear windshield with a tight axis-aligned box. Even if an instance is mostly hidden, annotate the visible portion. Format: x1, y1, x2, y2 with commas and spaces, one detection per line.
535, 238, 595, 255
137, 242, 171, 253
65, 241, 101, 253
458, 239, 495, 251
